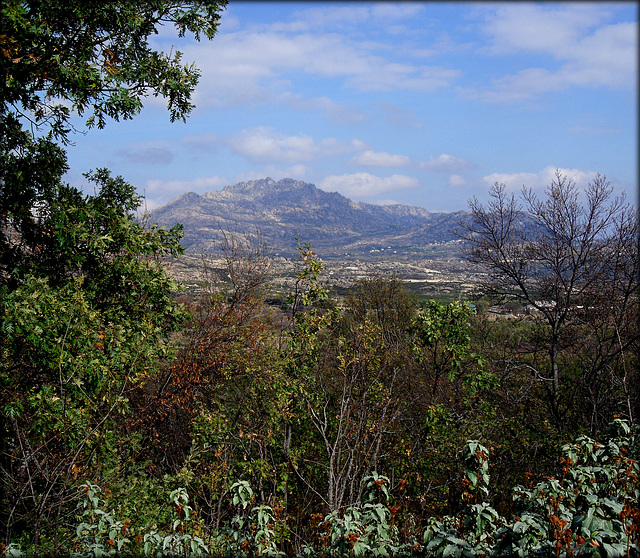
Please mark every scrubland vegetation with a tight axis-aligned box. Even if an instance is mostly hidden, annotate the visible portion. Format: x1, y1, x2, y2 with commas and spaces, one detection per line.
1, 2, 638, 555
2, 219, 638, 556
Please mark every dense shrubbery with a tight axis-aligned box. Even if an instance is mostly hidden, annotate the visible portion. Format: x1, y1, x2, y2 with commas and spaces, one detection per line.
1, 242, 638, 554
2, 417, 638, 556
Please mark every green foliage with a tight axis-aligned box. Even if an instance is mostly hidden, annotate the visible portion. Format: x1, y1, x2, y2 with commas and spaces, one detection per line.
1, 0, 228, 293
287, 239, 329, 317
344, 276, 415, 351
0, 1, 228, 551
73, 483, 208, 557
2, 482, 208, 557
0, 544, 23, 558
1, 0, 227, 137
311, 474, 411, 558
74, 483, 132, 557
0, 174, 187, 540
412, 300, 494, 396
142, 488, 209, 557
423, 419, 640, 557
461, 441, 490, 503
217, 481, 284, 557
1, 9, 638, 543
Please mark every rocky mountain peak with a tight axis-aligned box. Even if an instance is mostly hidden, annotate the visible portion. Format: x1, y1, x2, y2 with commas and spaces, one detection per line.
223, 177, 314, 194
149, 177, 465, 257
224, 177, 275, 192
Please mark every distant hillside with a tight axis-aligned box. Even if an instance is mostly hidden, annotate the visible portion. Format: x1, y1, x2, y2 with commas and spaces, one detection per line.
148, 177, 469, 258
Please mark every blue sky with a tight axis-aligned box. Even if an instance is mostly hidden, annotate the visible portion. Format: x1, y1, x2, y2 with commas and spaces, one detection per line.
65, 2, 638, 212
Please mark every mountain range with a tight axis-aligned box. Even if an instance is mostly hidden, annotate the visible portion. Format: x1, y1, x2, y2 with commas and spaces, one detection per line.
148, 178, 469, 258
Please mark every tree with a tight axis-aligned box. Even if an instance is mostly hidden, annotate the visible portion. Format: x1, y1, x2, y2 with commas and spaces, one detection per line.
411, 300, 487, 405
0, 170, 187, 551
285, 274, 414, 514
1, 0, 227, 287
0, 1, 228, 551
344, 276, 415, 352
1, 1, 225, 133
458, 171, 639, 429
130, 228, 275, 476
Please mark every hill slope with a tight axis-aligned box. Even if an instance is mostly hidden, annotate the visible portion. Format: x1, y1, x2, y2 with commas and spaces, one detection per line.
148, 177, 467, 257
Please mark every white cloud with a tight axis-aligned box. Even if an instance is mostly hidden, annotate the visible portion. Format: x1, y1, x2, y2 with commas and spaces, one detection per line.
348, 63, 460, 92
288, 95, 368, 124
420, 154, 473, 172
175, 24, 460, 109
226, 127, 350, 164
371, 3, 426, 22
138, 198, 165, 212
562, 22, 637, 89
319, 173, 419, 199
281, 164, 310, 180
218, 13, 241, 33
296, 5, 373, 29
351, 139, 369, 151
481, 4, 608, 56
468, 4, 637, 101
141, 175, 228, 210
293, 3, 425, 30
460, 68, 562, 103
349, 150, 411, 167
226, 127, 314, 163
483, 166, 598, 192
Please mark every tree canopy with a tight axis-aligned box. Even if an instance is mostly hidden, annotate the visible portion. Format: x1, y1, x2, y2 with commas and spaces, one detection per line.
1, 1, 226, 135
1, 2, 638, 555
0, 1, 227, 551
1, 0, 228, 286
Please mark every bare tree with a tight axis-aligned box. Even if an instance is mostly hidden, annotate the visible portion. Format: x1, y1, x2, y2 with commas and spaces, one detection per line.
218, 227, 272, 306
458, 171, 639, 428
290, 324, 402, 513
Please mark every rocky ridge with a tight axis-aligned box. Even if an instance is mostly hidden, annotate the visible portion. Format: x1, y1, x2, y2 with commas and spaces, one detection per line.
148, 177, 468, 258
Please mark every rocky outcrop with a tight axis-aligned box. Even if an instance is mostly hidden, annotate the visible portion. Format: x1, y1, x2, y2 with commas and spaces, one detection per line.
148, 178, 467, 257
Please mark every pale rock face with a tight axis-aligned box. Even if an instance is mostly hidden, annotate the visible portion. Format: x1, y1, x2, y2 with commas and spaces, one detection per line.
149, 177, 468, 257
